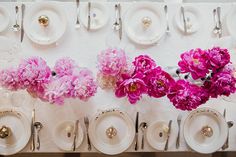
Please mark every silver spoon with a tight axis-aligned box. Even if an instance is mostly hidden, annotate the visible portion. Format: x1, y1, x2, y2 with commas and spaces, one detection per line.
12, 6, 20, 32
222, 121, 234, 150
112, 4, 120, 31
139, 122, 148, 149
34, 122, 43, 150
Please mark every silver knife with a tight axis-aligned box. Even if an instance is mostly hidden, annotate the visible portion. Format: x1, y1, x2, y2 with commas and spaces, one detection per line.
216, 7, 222, 38
181, 6, 187, 34
118, 4, 122, 40
20, 4, 25, 43
30, 109, 35, 151
164, 120, 172, 151
134, 112, 139, 151
87, 2, 91, 31
72, 120, 79, 151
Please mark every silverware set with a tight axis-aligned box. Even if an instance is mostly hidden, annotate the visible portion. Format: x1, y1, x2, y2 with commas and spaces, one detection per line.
113, 4, 122, 40
222, 109, 234, 150
213, 7, 222, 38
75, 0, 80, 29
30, 109, 43, 151
72, 120, 79, 151
84, 116, 91, 151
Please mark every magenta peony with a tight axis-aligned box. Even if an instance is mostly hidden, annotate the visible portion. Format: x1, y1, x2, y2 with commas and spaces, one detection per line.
145, 67, 175, 98
204, 66, 236, 98
167, 80, 209, 111
178, 48, 209, 80
207, 47, 230, 72
133, 55, 156, 73
115, 72, 147, 104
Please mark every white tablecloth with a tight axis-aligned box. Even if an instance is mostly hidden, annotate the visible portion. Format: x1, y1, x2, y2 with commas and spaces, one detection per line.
0, 1, 236, 153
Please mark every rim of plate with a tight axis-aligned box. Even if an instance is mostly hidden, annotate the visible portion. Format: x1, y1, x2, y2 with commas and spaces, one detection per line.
0, 6, 10, 33
124, 3, 166, 46
175, 6, 200, 34
183, 107, 228, 154
88, 109, 135, 155
24, 2, 67, 45
0, 108, 31, 156
226, 5, 236, 40
80, 2, 109, 30
52, 120, 84, 151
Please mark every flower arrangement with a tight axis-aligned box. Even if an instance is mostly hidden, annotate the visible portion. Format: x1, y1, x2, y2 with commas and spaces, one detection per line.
97, 47, 236, 111
0, 57, 97, 105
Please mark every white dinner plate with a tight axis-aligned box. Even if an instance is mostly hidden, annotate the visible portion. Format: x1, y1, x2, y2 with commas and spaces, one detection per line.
80, 2, 109, 30
52, 120, 84, 151
146, 120, 178, 150
89, 109, 135, 155
175, 6, 200, 34
24, 2, 67, 45
226, 6, 236, 40
0, 36, 21, 69
183, 107, 228, 154
0, 6, 10, 33
0, 108, 31, 156
124, 3, 166, 46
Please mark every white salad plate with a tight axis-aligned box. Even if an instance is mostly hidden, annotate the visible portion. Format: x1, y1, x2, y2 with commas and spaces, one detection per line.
0, 6, 10, 33
89, 109, 135, 155
183, 107, 228, 154
80, 2, 109, 30
146, 120, 178, 150
175, 6, 200, 34
226, 6, 236, 40
52, 120, 84, 151
24, 2, 67, 45
0, 108, 31, 156
124, 3, 166, 46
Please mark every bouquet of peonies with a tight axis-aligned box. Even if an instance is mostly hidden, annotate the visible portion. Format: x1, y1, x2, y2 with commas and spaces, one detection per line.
97, 47, 236, 111
0, 57, 97, 105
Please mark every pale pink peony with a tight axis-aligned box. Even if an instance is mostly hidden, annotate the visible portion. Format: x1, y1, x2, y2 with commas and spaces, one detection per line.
54, 57, 78, 77
0, 68, 20, 90
97, 48, 127, 76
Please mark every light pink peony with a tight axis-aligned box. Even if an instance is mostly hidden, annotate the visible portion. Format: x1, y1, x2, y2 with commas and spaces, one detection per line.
0, 68, 20, 90
97, 48, 127, 76
54, 57, 78, 77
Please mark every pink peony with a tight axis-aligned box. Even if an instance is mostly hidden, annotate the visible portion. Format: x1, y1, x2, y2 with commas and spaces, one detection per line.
207, 47, 230, 72
203, 66, 236, 98
0, 68, 21, 90
97, 48, 127, 76
178, 48, 209, 80
145, 67, 175, 98
69, 68, 97, 101
133, 55, 156, 73
115, 72, 147, 104
167, 80, 209, 111
17, 57, 51, 97
54, 57, 78, 77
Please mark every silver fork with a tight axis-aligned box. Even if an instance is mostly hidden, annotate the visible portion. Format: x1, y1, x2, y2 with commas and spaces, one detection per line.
164, 5, 170, 34
84, 117, 91, 151
176, 114, 182, 149
75, 0, 80, 29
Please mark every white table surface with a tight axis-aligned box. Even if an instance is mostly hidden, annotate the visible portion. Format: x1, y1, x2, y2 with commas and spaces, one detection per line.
0, 1, 236, 154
